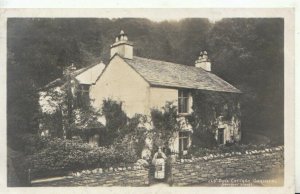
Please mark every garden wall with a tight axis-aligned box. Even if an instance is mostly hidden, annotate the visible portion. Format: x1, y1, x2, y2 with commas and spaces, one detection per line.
32, 166, 149, 187
170, 146, 284, 186
31, 146, 284, 187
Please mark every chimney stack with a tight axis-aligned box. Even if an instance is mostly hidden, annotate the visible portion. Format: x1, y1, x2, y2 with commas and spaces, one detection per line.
63, 63, 77, 76
195, 51, 211, 71
110, 30, 133, 59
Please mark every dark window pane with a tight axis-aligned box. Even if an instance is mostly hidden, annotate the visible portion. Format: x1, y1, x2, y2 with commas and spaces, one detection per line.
77, 84, 90, 108
179, 132, 188, 138
183, 138, 188, 150
182, 91, 188, 97
178, 90, 189, 113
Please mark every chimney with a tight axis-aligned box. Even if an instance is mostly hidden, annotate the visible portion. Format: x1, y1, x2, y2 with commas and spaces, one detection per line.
195, 51, 211, 71
63, 63, 77, 76
110, 30, 133, 59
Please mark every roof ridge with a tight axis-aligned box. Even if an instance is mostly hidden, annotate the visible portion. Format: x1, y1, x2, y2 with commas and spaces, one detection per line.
133, 56, 191, 68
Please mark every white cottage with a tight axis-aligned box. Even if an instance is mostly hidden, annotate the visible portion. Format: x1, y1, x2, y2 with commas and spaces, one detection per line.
89, 31, 241, 153
40, 30, 241, 153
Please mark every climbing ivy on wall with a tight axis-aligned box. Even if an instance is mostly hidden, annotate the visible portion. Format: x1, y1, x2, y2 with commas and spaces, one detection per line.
187, 90, 241, 148
101, 99, 148, 157
150, 102, 183, 149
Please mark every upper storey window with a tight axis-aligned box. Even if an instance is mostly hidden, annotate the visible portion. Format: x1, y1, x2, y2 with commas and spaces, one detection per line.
76, 84, 90, 108
178, 90, 189, 114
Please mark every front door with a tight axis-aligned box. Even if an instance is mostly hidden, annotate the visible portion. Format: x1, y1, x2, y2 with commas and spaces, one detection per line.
218, 128, 225, 144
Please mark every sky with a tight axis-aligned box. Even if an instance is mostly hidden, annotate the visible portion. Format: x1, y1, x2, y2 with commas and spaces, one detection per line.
147, 16, 223, 23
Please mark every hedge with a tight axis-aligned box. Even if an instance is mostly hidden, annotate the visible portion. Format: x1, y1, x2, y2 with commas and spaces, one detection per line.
21, 136, 137, 179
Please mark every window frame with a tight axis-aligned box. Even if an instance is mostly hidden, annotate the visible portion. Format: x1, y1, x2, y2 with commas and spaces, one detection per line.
179, 131, 189, 152
178, 89, 190, 114
77, 84, 90, 108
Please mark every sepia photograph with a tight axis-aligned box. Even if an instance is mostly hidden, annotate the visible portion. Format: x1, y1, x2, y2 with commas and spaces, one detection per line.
2, 8, 294, 192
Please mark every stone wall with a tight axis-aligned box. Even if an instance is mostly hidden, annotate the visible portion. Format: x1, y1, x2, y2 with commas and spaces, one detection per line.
32, 166, 149, 187
31, 146, 284, 187
170, 146, 284, 186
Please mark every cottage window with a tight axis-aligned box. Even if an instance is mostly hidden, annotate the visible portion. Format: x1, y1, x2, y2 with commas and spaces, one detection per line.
178, 90, 189, 114
179, 131, 189, 153
77, 84, 90, 108
217, 128, 225, 145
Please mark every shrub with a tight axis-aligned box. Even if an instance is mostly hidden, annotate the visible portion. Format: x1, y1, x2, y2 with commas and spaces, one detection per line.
150, 102, 182, 149
13, 133, 49, 155
101, 99, 128, 145
190, 129, 217, 149
101, 99, 148, 156
24, 137, 138, 179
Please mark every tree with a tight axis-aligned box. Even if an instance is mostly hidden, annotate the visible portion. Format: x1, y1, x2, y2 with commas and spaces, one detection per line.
207, 18, 283, 143
7, 51, 39, 137
39, 65, 102, 139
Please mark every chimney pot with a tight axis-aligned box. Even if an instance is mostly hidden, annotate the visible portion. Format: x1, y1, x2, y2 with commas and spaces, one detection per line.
110, 30, 133, 59
195, 50, 211, 71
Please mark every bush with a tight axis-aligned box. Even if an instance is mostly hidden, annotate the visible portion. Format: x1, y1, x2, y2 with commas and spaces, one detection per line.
190, 130, 217, 149
24, 137, 138, 179
13, 133, 49, 155
101, 99, 128, 145
150, 102, 182, 148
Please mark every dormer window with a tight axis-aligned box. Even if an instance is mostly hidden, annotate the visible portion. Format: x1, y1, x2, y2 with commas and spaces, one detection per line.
76, 84, 90, 108
178, 90, 189, 114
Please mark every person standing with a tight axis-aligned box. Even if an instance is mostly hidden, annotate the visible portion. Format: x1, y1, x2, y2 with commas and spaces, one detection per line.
152, 147, 167, 179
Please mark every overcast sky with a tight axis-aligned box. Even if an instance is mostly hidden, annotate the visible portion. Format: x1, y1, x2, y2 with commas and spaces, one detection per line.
145, 16, 223, 23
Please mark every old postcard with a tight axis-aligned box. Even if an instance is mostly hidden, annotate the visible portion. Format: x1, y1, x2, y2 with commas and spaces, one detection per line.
0, 8, 295, 194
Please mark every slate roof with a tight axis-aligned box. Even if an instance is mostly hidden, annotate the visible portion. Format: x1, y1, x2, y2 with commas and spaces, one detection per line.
123, 56, 241, 93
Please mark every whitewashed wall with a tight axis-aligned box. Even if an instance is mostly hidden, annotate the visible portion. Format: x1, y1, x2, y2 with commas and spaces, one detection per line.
149, 87, 178, 110
90, 56, 150, 117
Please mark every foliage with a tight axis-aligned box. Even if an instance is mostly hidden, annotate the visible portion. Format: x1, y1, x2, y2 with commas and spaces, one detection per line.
101, 99, 128, 145
7, 51, 40, 136
22, 136, 137, 179
150, 102, 183, 149
208, 19, 283, 143
13, 133, 49, 155
115, 114, 148, 157
100, 99, 148, 156
187, 90, 241, 148
39, 111, 64, 138
39, 72, 102, 139
71, 106, 102, 130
